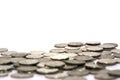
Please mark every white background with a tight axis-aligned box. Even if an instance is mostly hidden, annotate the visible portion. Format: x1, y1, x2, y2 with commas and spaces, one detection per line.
0, 0, 120, 80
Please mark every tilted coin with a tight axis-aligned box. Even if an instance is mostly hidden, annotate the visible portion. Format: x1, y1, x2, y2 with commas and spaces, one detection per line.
99, 54, 114, 59
78, 52, 101, 57
95, 73, 115, 80
97, 59, 117, 65
68, 69, 89, 76
36, 68, 59, 74
75, 56, 94, 61
65, 46, 81, 53
0, 48, 8, 52
45, 72, 68, 79
43, 52, 59, 57
26, 54, 44, 59
45, 61, 65, 68
17, 66, 37, 72
62, 76, 86, 80
19, 59, 39, 66
86, 41, 101, 45
0, 65, 14, 71
11, 73, 33, 78
64, 60, 85, 65
62, 53, 78, 59
11, 52, 28, 57
30, 51, 45, 55
0, 72, 8, 77
10, 58, 26, 63
49, 49, 66, 53
86, 46, 103, 52
101, 51, 112, 55
62, 64, 78, 70
68, 42, 83, 47
51, 54, 69, 60
108, 70, 120, 77
54, 43, 67, 48
101, 43, 118, 49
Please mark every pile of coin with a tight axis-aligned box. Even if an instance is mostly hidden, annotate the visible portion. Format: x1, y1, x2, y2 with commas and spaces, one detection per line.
0, 41, 120, 80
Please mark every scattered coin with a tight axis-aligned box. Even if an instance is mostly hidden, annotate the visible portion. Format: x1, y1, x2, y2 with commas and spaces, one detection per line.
62, 64, 78, 70
97, 59, 117, 65
62, 76, 86, 80
78, 52, 101, 57
64, 60, 85, 65
86, 41, 101, 45
68, 42, 83, 47
30, 51, 45, 55
45, 72, 68, 79
75, 56, 94, 61
0, 59, 11, 65
36, 68, 59, 74
11, 73, 33, 78
99, 54, 114, 59
54, 43, 67, 48
51, 54, 69, 60
45, 61, 65, 68
11, 52, 28, 57
17, 66, 37, 72
101, 43, 118, 49
49, 49, 66, 53
26, 54, 44, 59
86, 46, 103, 52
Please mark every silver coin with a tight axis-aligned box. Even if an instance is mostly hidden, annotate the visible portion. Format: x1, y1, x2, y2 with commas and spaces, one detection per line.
54, 43, 67, 48
78, 52, 101, 57
11, 73, 33, 78
30, 51, 45, 55
17, 66, 37, 72
26, 54, 44, 59
75, 56, 94, 61
68, 42, 83, 47
0, 59, 11, 65
49, 49, 66, 53
86, 41, 101, 45
62, 76, 86, 80
101, 43, 118, 49
0, 65, 14, 71
36, 68, 59, 74
62, 64, 78, 70
1, 51, 17, 56
97, 59, 117, 65
86, 46, 103, 52
50, 54, 69, 60
11, 52, 28, 57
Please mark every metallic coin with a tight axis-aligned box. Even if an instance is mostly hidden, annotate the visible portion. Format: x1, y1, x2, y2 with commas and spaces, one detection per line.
80, 46, 88, 52
19, 59, 39, 66
26, 54, 44, 59
36, 68, 59, 74
0, 72, 8, 77
97, 59, 117, 65
65, 46, 81, 53
0, 65, 14, 71
54, 43, 67, 48
85, 62, 104, 69
78, 52, 101, 57
108, 70, 120, 77
38, 58, 52, 62
64, 60, 85, 65
11, 73, 33, 78
43, 52, 59, 57
37, 62, 49, 68
95, 73, 115, 80
17, 66, 37, 72
86, 46, 103, 52
111, 49, 120, 54
113, 53, 120, 58
30, 51, 45, 55
86, 41, 101, 45
68, 69, 89, 76
51, 54, 69, 60
1, 51, 17, 56
99, 54, 114, 59
45, 61, 65, 68
62, 64, 78, 70
75, 56, 94, 61
0, 48, 8, 52
62, 76, 86, 80
101, 43, 118, 49
45, 72, 68, 79
0, 59, 11, 65
10, 58, 25, 63
62, 53, 78, 59
49, 49, 66, 53
101, 51, 112, 55
68, 42, 83, 47
11, 52, 28, 57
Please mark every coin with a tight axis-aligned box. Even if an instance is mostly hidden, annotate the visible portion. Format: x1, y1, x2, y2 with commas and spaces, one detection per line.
0, 48, 8, 52
86, 46, 103, 52
68, 69, 89, 76
49, 49, 66, 53
26, 54, 44, 59
68, 42, 83, 47
37, 62, 49, 68
11, 52, 28, 57
97, 59, 117, 65
113, 53, 120, 58
45, 61, 65, 68
36, 68, 59, 74
54, 43, 67, 48
65, 46, 81, 53
78, 52, 101, 57
99, 54, 114, 59
30, 51, 45, 55
11, 73, 33, 78
86, 41, 101, 45
0, 65, 14, 71
50, 54, 69, 60
111, 49, 120, 54
75, 56, 94, 61
45, 72, 68, 79
0, 72, 8, 77
62, 64, 78, 70
64, 60, 85, 65
19, 59, 39, 66
1, 51, 17, 56
62, 76, 86, 80
101, 43, 118, 49
10, 58, 25, 63
17, 66, 37, 72
108, 70, 120, 77
0, 59, 11, 65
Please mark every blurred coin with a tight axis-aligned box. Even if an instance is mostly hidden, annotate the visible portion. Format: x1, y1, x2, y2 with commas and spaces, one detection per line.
54, 43, 67, 48
62, 76, 86, 80
37, 68, 59, 74
11, 73, 33, 78
68, 42, 83, 47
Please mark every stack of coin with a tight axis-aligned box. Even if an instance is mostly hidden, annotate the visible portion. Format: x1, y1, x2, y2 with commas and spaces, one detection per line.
0, 41, 120, 80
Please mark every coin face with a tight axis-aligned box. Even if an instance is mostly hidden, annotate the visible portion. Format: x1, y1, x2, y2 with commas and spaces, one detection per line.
108, 70, 120, 77
68, 42, 83, 47
19, 59, 39, 66
11, 73, 33, 78
54, 43, 67, 48
36, 68, 59, 74
45, 72, 68, 79
45, 61, 65, 68
62, 76, 86, 80
97, 59, 117, 65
